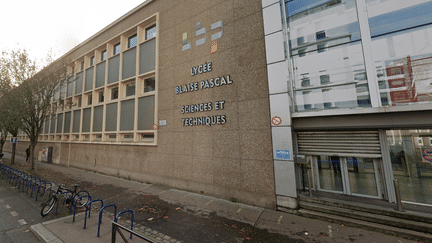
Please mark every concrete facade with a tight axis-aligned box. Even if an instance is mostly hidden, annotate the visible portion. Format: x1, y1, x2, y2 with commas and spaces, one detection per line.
6, 0, 277, 208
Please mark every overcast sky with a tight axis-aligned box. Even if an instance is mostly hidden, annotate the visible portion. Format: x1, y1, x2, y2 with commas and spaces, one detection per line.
1, 0, 146, 63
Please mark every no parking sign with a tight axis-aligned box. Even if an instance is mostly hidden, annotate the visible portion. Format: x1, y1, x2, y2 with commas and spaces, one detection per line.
421, 148, 432, 164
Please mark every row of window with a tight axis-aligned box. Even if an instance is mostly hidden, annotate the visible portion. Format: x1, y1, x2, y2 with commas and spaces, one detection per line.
73, 24, 156, 73
44, 16, 158, 144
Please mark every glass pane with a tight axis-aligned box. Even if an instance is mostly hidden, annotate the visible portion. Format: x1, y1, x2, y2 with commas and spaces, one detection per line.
144, 77, 155, 92
146, 25, 156, 40
128, 35, 137, 48
114, 43, 121, 55
387, 129, 432, 205
317, 156, 343, 192
286, 0, 371, 112
367, 1, 432, 107
126, 83, 135, 96
347, 157, 378, 196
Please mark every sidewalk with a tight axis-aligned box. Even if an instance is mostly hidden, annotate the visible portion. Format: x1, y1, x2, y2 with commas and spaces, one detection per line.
1, 153, 418, 243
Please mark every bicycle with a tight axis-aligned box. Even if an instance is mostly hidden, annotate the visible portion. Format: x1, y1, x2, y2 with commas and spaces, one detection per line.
41, 183, 90, 217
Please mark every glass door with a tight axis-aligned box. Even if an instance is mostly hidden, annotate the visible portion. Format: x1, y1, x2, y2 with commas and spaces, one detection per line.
312, 155, 382, 198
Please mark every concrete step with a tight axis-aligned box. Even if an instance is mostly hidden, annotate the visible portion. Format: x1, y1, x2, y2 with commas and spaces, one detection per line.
299, 196, 432, 224
300, 201, 432, 234
297, 209, 432, 243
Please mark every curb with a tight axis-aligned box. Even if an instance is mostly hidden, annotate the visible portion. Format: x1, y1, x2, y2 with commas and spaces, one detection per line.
30, 213, 85, 243
30, 223, 64, 243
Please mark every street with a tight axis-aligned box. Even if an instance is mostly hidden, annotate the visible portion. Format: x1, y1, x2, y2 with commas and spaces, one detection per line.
0, 183, 42, 243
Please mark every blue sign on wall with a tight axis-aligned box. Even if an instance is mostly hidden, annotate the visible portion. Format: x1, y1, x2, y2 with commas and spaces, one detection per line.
276, 150, 291, 160
10, 137, 18, 144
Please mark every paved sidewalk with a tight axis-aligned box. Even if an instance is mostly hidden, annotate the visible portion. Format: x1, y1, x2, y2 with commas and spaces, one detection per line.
1, 153, 418, 243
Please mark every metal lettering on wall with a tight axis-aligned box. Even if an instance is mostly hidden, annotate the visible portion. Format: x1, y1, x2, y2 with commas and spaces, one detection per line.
176, 62, 232, 127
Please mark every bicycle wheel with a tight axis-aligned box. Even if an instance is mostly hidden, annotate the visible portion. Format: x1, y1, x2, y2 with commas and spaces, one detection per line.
41, 197, 57, 217
72, 190, 90, 208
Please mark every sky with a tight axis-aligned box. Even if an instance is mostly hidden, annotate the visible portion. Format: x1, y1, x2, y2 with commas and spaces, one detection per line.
0, 0, 146, 64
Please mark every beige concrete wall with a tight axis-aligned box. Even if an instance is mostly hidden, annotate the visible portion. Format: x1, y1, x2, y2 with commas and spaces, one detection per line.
5, 0, 276, 208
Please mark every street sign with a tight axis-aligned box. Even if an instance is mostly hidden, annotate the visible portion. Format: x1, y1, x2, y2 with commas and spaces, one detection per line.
271, 116, 282, 126
276, 150, 291, 160
10, 137, 18, 144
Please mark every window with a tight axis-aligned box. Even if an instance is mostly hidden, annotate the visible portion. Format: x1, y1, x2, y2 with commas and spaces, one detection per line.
297, 36, 305, 46
144, 77, 155, 92
128, 34, 137, 48
98, 91, 104, 103
301, 77, 310, 87
298, 49, 306, 57
126, 83, 135, 97
317, 44, 326, 53
87, 94, 92, 106
90, 56, 95, 66
101, 50, 107, 61
80, 61, 84, 71
316, 30, 326, 40
320, 75, 330, 85
113, 43, 121, 55
111, 87, 118, 100
146, 25, 157, 40
77, 97, 82, 108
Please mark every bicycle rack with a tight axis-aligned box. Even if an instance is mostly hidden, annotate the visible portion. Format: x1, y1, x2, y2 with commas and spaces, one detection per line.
26, 176, 37, 195
115, 210, 134, 240
14, 171, 22, 187
36, 181, 51, 202
56, 191, 73, 215
84, 199, 104, 229
41, 185, 55, 205
31, 178, 42, 198
73, 195, 91, 222
98, 204, 117, 237
22, 175, 31, 192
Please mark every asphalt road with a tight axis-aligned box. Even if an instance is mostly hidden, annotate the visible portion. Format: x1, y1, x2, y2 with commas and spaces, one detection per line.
0, 183, 43, 243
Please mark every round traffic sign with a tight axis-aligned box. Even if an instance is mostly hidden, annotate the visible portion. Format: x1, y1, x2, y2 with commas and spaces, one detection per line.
271, 116, 282, 126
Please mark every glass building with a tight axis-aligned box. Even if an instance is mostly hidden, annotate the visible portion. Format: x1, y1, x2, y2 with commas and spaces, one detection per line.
263, 0, 432, 208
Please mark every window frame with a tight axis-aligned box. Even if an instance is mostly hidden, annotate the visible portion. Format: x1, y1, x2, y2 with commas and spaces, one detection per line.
101, 50, 107, 61
128, 34, 138, 49
113, 43, 121, 55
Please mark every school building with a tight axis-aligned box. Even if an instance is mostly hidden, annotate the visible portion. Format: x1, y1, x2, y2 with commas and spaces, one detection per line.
7, 0, 432, 212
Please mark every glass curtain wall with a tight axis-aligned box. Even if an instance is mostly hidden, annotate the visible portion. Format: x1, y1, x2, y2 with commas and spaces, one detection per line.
286, 0, 371, 112
285, 0, 432, 112
366, 0, 432, 106
387, 129, 432, 205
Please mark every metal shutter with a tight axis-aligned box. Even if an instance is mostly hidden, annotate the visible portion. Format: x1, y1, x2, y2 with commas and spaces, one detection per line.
297, 131, 381, 158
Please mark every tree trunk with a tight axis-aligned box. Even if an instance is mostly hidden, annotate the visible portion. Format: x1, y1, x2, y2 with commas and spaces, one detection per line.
11, 143, 16, 165
30, 142, 36, 170
0, 139, 4, 153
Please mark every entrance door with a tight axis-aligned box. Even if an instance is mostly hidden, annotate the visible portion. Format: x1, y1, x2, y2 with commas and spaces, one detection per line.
312, 155, 382, 198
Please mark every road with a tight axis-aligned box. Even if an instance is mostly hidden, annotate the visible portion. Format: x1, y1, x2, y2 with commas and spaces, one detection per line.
0, 182, 43, 243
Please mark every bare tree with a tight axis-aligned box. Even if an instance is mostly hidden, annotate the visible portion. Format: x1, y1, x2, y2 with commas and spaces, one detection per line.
19, 62, 69, 170
0, 81, 24, 165
0, 49, 33, 164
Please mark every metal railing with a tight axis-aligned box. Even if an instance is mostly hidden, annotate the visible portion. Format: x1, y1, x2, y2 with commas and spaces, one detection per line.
111, 221, 156, 243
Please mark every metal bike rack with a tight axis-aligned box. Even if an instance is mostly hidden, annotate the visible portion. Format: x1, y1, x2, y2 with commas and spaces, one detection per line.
56, 191, 73, 215
98, 204, 117, 237
73, 195, 92, 222
84, 199, 104, 229
31, 178, 42, 198
35, 181, 51, 202
115, 210, 134, 240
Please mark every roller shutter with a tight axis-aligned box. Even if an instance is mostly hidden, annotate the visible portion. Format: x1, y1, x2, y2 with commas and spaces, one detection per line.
297, 131, 381, 158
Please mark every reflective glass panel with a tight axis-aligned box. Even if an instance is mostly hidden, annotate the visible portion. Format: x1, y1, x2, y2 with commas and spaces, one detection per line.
387, 129, 432, 205
317, 156, 343, 192
347, 157, 378, 196
286, 0, 371, 112
367, 0, 432, 107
